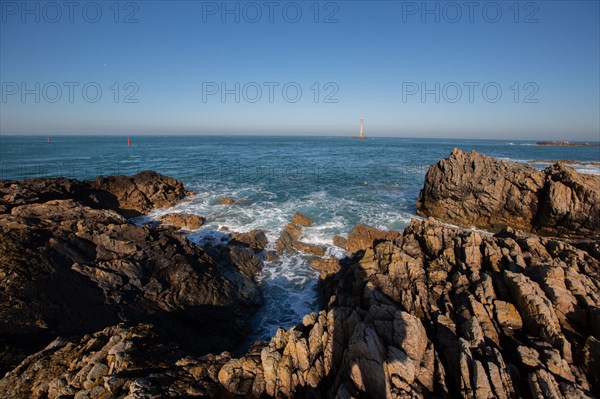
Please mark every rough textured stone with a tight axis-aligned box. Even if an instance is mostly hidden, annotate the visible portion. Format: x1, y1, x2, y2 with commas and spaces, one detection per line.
417, 148, 600, 239
0, 175, 261, 375
290, 212, 314, 227
292, 241, 327, 256
159, 213, 204, 230
2, 164, 600, 399
345, 224, 401, 254
231, 230, 269, 251
276, 213, 314, 255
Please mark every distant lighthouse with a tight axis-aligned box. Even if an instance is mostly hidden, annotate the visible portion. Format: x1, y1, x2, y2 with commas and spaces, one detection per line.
353, 118, 366, 140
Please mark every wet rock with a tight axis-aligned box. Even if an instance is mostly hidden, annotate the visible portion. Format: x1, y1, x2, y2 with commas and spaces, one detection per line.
333, 235, 347, 249
0, 171, 193, 219
218, 197, 235, 205
231, 230, 269, 251
417, 148, 600, 239
264, 250, 279, 262
291, 212, 314, 227
159, 213, 204, 230
292, 241, 326, 256
276, 213, 314, 255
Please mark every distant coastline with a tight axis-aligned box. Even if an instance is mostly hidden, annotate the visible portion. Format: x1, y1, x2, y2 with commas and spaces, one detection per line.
536, 140, 600, 146
529, 159, 600, 167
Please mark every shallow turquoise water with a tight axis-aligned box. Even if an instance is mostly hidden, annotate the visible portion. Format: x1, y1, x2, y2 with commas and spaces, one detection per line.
1, 135, 598, 342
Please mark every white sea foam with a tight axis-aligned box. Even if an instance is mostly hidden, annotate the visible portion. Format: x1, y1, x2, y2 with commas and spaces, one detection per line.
248, 252, 320, 342
140, 180, 417, 344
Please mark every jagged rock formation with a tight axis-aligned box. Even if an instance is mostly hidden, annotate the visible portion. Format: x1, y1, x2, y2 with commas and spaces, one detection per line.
231, 230, 269, 251
10, 218, 598, 398
90, 171, 192, 217
2, 165, 599, 399
212, 218, 600, 398
276, 212, 321, 255
417, 148, 600, 239
345, 224, 402, 254
0, 174, 262, 375
0, 170, 191, 217
0, 323, 233, 398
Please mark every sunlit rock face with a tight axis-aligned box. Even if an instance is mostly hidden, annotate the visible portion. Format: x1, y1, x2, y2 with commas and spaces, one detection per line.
417, 148, 600, 239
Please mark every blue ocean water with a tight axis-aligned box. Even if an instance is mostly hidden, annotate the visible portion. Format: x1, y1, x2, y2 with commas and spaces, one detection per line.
1, 135, 599, 342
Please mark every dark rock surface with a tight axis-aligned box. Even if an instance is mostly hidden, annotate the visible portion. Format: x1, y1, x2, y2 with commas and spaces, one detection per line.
417, 148, 600, 239
0, 170, 191, 218
0, 174, 262, 375
90, 171, 192, 217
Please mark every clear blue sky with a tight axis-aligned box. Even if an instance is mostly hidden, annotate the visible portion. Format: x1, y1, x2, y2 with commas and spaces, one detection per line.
1, 0, 599, 140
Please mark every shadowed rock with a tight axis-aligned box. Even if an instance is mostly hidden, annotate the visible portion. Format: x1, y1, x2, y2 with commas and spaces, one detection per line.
0, 174, 261, 375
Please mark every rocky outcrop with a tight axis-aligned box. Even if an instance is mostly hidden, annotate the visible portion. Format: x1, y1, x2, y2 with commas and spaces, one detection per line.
90, 171, 192, 217
231, 230, 269, 251
0, 170, 192, 218
159, 212, 204, 230
210, 218, 600, 398
2, 164, 600, 399
417, 148, 600, 239
3, 215, 600, 398
535, 164, 600, 238
0, 323, 233, 399
0, 175, 262, 375
292, 241, 327, 256
345, 223, 402, 254
219, 197, 235, 205
332, 235, 347, 249
276, 212, 315, 255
